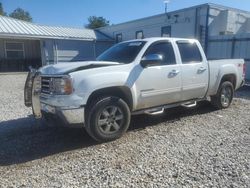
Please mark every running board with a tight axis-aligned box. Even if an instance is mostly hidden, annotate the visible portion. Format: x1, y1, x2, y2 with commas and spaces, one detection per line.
132, 99, 204, 116
144, 108, 165, 115
181, 101, 197, 108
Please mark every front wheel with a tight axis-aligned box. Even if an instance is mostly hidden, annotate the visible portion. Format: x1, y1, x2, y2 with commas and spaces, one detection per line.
85, 96, 131, 142
211, 81, 234, 109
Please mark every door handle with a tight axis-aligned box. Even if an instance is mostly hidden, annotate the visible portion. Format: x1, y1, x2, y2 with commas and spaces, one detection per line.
198, 67, 207, 73
168, 70, 180, 78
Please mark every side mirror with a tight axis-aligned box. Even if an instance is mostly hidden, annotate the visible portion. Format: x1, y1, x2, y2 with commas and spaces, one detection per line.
140, 54, 163, 68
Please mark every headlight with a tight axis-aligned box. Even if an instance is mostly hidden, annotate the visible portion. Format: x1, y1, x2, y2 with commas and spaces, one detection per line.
41, 76, 73, 95
52, 76, 73, 95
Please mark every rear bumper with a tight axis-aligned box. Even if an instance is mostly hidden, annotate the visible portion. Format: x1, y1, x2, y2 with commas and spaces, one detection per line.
41, 103, 85, 128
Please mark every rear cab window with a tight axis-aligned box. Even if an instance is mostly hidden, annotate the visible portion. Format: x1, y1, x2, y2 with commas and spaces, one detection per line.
176, 41, 203, 64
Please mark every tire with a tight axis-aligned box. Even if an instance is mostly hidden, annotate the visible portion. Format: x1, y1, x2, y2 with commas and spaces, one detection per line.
211, 81, 234, 109
85, 96, 131, 142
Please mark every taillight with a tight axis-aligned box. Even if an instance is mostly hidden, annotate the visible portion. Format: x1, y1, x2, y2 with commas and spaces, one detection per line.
243, 63, 246, 78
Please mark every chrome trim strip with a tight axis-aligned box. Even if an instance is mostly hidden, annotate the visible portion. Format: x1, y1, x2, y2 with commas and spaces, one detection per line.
141, 87, 181, 97
182, 83, 207, 91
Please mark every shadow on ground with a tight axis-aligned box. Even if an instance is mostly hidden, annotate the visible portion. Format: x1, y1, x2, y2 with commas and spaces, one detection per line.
235, 85, 250, 100
0, 101, 217, 166
0, 116, 95, 166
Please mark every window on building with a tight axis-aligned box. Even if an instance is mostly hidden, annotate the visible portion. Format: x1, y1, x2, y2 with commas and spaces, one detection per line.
116, 33, 122, 43
161, 26, 171, 37
143, 41, 176, 65
136, 31, 144, 39
177, 41, 202, 64
5, 42, 25, 59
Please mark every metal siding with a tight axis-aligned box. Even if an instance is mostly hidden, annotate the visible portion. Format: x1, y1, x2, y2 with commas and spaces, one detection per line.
23, 40, 41, 59
208, 35, 250, 59
208, 35, 250, 79
234, 41, 241, 58
42, 40, 55, 64
99, 8, 197, 41
95, 41, 114, 57
0, 38, 41, 59
0, 39, 4, 58
200, 6, 209, 26
143, 26, 161, 38
246, 61, 250, 80
0, 38, 42, 71
171, 22, 195, 38
234, 40, 250, 59
225, 41, 232, 57
237, 41, 245, 58
56, 40, 96, 62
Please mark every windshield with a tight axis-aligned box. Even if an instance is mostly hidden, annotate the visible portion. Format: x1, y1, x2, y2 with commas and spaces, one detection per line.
97, 41, 146, 64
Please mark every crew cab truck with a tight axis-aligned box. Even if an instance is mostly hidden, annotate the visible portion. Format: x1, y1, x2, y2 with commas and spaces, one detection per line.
24, 38, 245, 142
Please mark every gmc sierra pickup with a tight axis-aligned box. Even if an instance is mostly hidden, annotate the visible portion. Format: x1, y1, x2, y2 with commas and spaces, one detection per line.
24, 38, 245, 142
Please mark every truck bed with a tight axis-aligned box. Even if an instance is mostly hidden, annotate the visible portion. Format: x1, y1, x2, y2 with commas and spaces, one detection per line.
207, 59, 245, 96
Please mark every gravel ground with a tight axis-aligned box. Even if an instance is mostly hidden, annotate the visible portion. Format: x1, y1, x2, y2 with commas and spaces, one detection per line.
0, 74, 249, 187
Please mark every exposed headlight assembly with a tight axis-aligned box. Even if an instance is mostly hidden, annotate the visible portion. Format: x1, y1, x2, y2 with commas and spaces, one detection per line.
52, 76, 73, 95
41, 76, 73, 95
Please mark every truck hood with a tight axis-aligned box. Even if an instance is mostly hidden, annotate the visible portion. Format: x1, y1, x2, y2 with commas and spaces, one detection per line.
39, 61, 121, 75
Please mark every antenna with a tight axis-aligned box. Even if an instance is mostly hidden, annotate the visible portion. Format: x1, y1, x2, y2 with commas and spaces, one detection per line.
164, 0, 170, 14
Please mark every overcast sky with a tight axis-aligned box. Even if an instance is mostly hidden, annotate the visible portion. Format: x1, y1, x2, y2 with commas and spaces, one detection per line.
1, 0, 250, 28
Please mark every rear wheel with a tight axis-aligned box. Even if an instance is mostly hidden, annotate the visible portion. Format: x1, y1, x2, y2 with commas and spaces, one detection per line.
85, 96, 131, 142
211, 81, 234, 109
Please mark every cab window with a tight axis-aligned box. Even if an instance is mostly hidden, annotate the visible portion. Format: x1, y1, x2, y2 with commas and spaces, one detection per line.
144, 42, 176, 65
177, 41, 202, 64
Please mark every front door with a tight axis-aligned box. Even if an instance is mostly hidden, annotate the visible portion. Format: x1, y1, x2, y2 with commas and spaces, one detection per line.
135, 41, 182, 109
176, 40, 209, 101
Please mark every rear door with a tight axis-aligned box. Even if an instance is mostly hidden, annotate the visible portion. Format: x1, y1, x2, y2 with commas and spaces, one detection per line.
176, 40, 209, 101
135, 41, 182, 109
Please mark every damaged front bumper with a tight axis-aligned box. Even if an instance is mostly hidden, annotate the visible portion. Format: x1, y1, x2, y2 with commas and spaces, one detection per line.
24, 70, 85, 128
40, 103, 85, 127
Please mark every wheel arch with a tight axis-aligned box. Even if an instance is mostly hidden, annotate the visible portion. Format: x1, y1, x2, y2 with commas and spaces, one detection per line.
220, 74, 237, 89
212, 73, 236, 97
86, 86, 134, 112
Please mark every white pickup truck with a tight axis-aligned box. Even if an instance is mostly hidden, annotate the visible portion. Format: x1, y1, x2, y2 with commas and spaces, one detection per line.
24, 38, 245, 142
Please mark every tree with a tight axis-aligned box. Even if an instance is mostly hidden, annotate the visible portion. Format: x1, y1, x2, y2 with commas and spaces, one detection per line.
0, 2, 7, 16
86, 16, 110, 29
9, 8, 32, 22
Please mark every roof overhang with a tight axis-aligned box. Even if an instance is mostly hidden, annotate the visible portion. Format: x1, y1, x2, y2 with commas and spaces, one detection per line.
0, 33, 114, 42
0, 33, 96, 41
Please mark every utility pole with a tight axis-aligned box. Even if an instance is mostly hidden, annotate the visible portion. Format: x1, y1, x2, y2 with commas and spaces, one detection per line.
164, 0, 170, 14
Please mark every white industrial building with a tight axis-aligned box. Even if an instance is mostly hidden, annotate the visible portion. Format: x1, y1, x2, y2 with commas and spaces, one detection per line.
99, 3, 250, 80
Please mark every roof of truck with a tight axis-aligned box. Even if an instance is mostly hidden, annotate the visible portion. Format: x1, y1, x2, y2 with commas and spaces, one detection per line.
122, 37, 198, 43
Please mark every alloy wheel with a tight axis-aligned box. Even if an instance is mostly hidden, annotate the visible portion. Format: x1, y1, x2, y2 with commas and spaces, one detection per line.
97, 106, 124, 134
221, 86, 232, 107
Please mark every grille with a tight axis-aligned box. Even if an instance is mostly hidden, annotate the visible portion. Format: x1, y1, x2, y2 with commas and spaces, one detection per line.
41, 77, 52, 94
